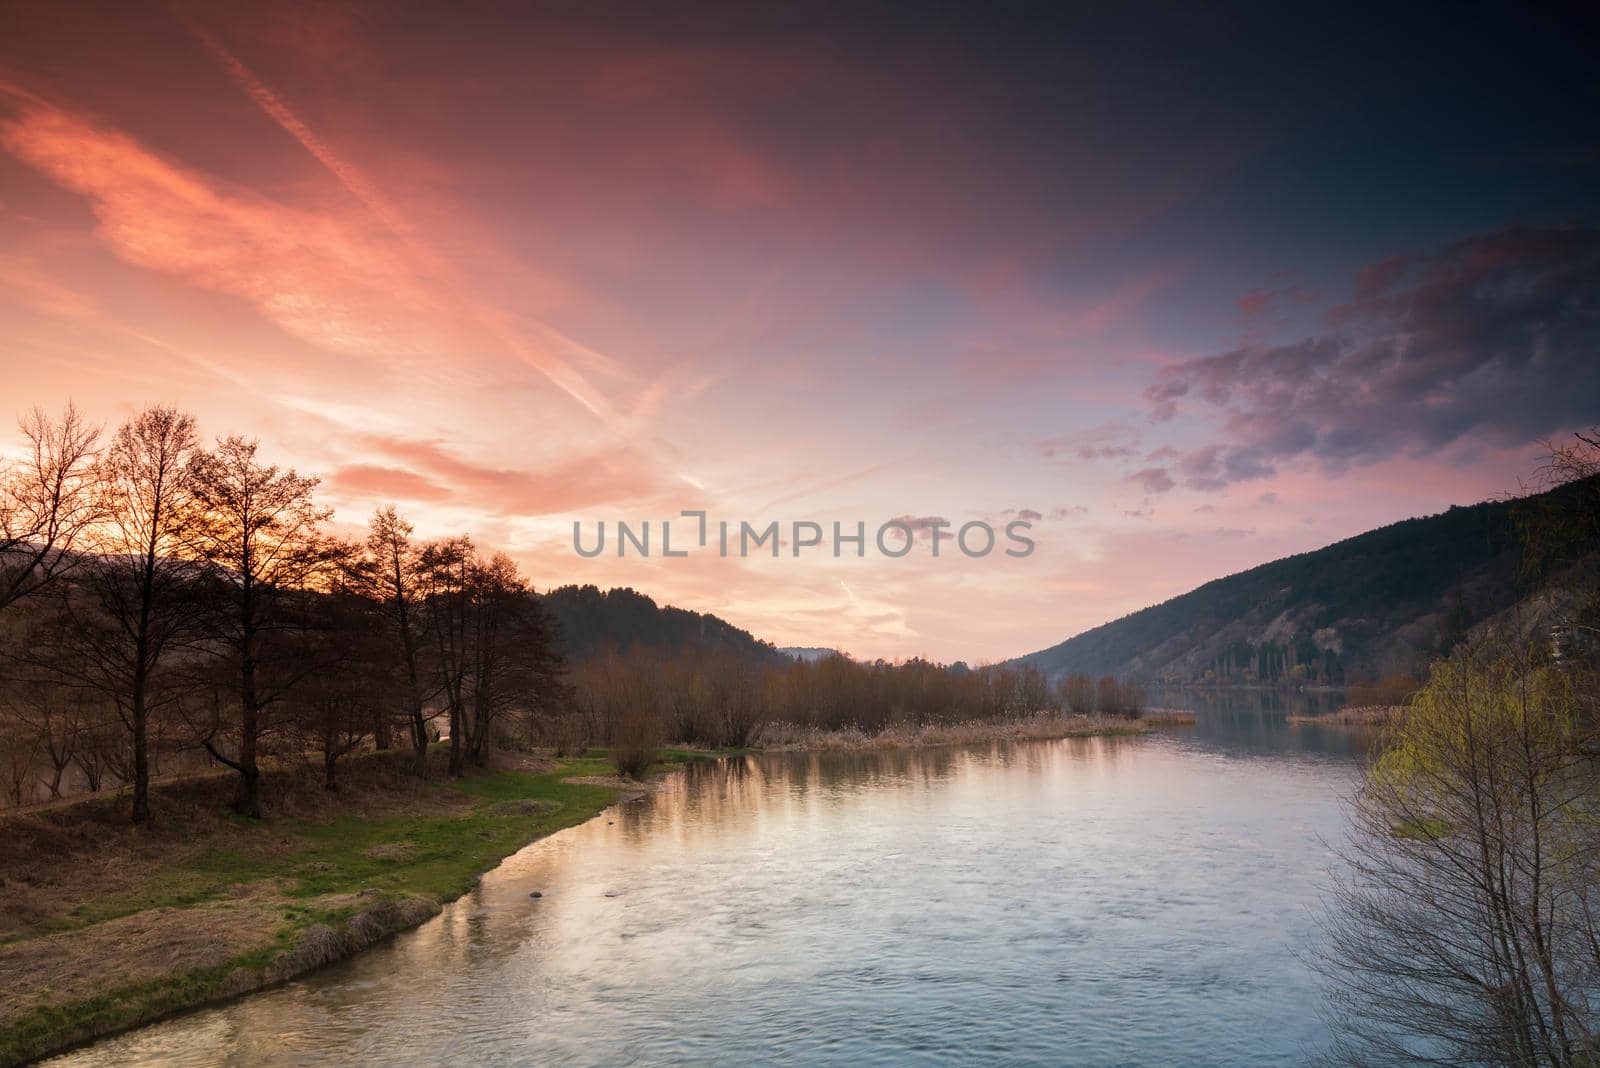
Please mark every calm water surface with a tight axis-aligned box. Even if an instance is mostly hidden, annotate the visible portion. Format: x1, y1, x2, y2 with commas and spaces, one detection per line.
52, 696, 1368, 1066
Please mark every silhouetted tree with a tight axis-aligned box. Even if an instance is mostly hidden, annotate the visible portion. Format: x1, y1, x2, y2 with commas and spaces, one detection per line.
462, 551, 550, 765
186, 436, 333, 818
367, 506, 437, 776
0, 404, 102, 615
51, 406, 201, 823
419, 535, 474, 776
287, 555, 392, 790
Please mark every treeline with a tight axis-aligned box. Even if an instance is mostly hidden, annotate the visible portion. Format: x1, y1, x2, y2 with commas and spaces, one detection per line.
562, 648, 1146, 770
1202, 635, 1348, 686
0, 404, 565, 820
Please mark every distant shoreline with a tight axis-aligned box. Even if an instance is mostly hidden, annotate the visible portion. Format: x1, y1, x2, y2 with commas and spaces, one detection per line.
751, 710, 1195, 752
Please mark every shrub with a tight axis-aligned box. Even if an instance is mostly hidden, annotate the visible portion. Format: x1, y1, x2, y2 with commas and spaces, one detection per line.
610, 701, 662, 780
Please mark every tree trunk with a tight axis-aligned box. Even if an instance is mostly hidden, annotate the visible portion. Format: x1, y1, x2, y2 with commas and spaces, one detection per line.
468, 692, 490, 766
233, 698, 262, 817
234, 760, 261, 818
233, 623, 262, 818
447, 703, 464, 777
411, 709, 429, 776
131, 701, 150, 824
323, 746, 338, 791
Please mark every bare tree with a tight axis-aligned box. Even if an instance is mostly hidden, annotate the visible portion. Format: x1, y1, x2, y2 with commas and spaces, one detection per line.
419, 536, 474, 777
44, 406, 202, 823
0, 718, 35, 806
1059, 672, 1095, 715
287, 559, 390, 790
69, 700, 120, 794
366, 506, 437, 776
7, 679, 85, 800
462, 552, 562, 765
0, 404, 102, 615
185, 436, 333, 818
1317, 638, 1600, 1065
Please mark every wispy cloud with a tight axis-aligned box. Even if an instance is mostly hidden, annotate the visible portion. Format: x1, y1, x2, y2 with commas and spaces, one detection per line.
0, 76, 627, 424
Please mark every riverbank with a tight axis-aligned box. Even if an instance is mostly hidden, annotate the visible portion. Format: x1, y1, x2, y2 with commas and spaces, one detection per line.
751, 711, 1192, 752
0, 747, 706, 1067
2, 715, 1193, 1064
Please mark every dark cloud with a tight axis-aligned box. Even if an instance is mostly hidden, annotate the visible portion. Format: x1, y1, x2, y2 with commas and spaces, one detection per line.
1126, 467, 1176, 494
1148, 225, 1600, 488
885, 514, 951, 541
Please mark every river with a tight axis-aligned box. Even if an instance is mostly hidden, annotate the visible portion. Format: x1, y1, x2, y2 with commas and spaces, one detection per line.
49, 695, 1367, 1066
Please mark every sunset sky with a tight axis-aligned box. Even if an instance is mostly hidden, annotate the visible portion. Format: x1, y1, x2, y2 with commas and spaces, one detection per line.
2, 3, 1597, 662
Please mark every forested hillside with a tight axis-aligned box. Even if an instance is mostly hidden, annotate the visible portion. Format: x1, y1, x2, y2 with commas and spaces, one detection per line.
1015, 477, 1599, 685
542, 585, 785, 664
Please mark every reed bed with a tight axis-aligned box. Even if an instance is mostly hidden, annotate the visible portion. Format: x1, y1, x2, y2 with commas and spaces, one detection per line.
751, 714, 1149, 752
1285, 704, 1406, 727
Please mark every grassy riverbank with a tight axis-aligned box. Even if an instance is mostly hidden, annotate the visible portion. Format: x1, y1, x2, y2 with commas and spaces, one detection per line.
0, 748, 707, 1067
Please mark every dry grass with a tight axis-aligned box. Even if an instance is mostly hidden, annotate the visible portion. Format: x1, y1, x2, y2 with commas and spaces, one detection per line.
0, 898, 285, 1027
0, 748, 467, 942
751, 714, 1149, 752
1286, 704, 1407, 727
1141, 707, 1199, 725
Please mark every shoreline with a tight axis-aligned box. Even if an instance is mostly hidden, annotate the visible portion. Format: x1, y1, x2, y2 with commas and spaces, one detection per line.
0, 749, 709, 1067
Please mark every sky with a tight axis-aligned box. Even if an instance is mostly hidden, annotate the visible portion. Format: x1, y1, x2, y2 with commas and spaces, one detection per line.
2, 2, 1597, 663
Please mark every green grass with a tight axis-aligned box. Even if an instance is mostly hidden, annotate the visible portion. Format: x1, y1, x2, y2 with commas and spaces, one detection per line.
2, 750, 711, 1067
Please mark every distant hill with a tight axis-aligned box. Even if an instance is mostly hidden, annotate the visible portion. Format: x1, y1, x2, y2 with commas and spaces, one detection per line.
541, 585, 785, 664
780, 646, 843, 662
1014, 478, 1598, 686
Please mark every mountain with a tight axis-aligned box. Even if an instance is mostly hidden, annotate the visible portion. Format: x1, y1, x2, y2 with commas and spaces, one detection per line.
541, 584, 785, 664
1014, 478, 1598, 686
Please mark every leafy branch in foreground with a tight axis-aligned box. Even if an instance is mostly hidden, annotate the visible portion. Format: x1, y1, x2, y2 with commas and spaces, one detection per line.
1317, 639, 1600, 1065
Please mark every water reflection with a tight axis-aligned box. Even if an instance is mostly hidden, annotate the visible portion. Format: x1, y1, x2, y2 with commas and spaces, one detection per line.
1150, 686, 1375, 760
51, 707, 1361, 1067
